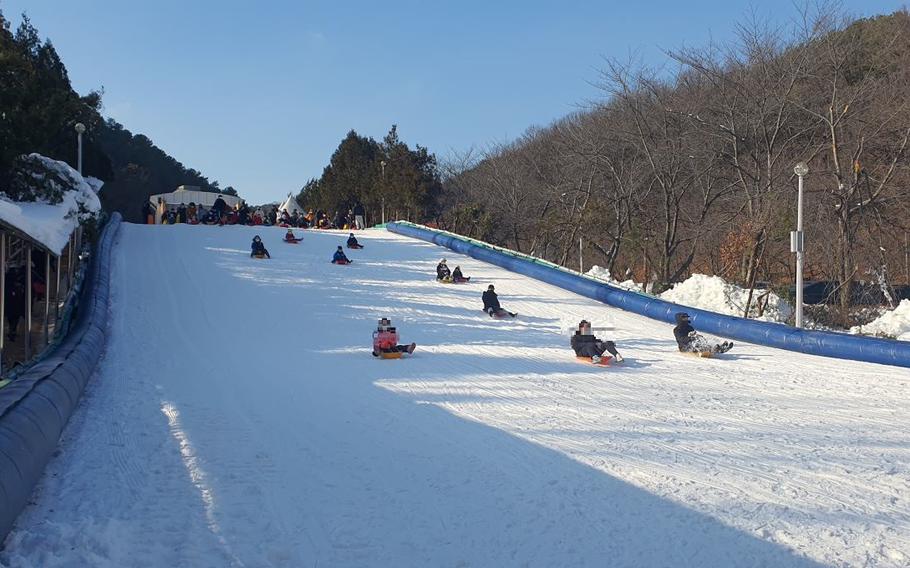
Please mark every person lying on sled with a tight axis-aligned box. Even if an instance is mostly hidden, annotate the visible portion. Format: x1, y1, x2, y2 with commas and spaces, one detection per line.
482, 284, 515, 317
571, 319, 623, 363
452, 265, 470, 283
250, 235, 271, 259
347, 233, 364, 249
673, 312, 732, 354
332, 246, 351, 264
372, 317, 416, 356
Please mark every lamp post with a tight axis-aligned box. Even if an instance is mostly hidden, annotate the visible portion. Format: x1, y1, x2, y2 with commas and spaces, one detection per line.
380, 160, 387, 224
792, 161, 809, 328
74, 122, 86, 175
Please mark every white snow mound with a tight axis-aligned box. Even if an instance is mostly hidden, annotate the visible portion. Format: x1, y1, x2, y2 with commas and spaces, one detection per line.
0, 153, 102, 254
850, 299, 910, 341
585, 265, 643, 292
660, 274, 793, 323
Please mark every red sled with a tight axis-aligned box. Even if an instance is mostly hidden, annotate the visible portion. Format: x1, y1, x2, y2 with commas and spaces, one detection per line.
347, 244, 364, 249
284, 238, 303, 244
576, 355, 611, 366
332, 259, 352, 265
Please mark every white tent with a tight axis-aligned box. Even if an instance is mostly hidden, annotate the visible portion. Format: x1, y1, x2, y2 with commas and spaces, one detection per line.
149, 187, 242, 209
278, 194, 304, 215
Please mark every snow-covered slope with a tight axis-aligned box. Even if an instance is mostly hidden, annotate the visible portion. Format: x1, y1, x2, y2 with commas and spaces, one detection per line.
2, 224, 908, 567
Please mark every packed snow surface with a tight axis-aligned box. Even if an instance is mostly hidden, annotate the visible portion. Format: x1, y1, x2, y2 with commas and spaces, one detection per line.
851, 298, 910, 341
2, 225, 909, 567
0, 154, 101, 254
660, 273, 793, 323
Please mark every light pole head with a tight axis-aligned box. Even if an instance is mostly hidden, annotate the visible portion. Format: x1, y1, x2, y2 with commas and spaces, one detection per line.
794, 162, 809, 177
74, 122, 86, 135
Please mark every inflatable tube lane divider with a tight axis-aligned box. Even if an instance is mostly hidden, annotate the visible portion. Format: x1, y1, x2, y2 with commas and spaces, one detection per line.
0, 212, 122, 542
387, 221, 910, 369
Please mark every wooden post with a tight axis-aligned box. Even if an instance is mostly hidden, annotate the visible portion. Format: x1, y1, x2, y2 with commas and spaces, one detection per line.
55, 254, 61, 324
43, 252, 50, 347
25, 244, 32, 360
0, 232, 5, 356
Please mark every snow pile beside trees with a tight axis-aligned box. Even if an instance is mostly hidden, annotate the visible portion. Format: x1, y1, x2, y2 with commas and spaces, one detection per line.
0, 153, 102, 254
850, 299, 910, 341
585, 265, 643, 292
660, 274, 793, 323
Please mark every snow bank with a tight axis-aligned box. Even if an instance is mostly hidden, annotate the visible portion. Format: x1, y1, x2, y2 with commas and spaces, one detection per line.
0, 154, 102, 255
585, 265, 643, 292
660, 274, 793, 323
851, 299, 910, 341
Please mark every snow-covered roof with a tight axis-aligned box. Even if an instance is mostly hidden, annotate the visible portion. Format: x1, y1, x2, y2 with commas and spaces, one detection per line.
278, 194, 303, 215
0, 154, 102, 256
149, 188, 242, 208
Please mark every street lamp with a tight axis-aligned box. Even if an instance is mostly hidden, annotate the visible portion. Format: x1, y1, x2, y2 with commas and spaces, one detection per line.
74, 122, 86, 175
792, 161, 809, 328
380, 160, 387, 224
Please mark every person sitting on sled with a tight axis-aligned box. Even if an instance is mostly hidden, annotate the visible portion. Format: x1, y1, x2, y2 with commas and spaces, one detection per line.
250, 235, 271, 259
332, 245, 351, 264
372, 317, 416, 357
571, 319, 623, 363
436, 258, 451, 281
284, 228, 303, 243
673, 312, 732, 354
452, 265, 470, 283
482, 284, 515, 317
347, 233, 364, 249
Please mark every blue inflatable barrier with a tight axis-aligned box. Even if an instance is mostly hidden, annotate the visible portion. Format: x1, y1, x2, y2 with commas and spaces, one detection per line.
387, 221, 910, 369
0, 213, 121, 542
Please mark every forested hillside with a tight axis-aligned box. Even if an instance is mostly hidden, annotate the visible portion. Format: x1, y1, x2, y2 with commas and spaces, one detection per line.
439, 9, 910, 314
0, 8, 224, 221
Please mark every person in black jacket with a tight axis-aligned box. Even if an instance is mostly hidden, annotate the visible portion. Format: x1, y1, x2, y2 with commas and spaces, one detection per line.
250, 235, 271, 259
436, 259, 451, 281
482, 285, 515, 317
347, 233, 363, 249
673, 312, 732, 353
452, 265, 470, 283
571, 320, 622, 363
212, 195, 228, 216
353, 202, 365, 229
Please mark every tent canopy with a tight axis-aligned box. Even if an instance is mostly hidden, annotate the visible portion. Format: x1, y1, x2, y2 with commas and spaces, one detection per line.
278, 195, 304, 215
149, 187, 242, 209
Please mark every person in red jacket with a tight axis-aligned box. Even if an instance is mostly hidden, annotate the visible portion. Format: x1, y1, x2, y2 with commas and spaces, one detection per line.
372, 317, 416, 357
284, 228, 303, 243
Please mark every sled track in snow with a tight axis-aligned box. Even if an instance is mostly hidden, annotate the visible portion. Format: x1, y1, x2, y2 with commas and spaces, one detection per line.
2, 223, 908, 568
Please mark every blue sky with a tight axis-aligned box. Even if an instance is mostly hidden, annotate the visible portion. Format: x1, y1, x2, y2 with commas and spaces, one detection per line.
4, 0, 904, 204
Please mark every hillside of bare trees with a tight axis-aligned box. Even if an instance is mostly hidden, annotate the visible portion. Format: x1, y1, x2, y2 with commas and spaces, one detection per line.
439, 8, 910, 324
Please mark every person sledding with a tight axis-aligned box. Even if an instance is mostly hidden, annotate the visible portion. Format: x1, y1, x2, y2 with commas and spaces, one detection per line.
372, 317, 416, 358
250, 235, 271, 259
571, 319, 623, 364
436, 258, 452, 282
673, 312, 732, 355
331, 245, 352, 264
346, 233, 364, 249
482, 284, 516, 318
452, 265, 470, 283
284, 228, 303, 243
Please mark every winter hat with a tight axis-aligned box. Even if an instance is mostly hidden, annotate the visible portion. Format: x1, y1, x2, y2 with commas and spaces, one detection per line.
488, 284, 495, 291
253, 235, 261, 242
675, 312, 691, 324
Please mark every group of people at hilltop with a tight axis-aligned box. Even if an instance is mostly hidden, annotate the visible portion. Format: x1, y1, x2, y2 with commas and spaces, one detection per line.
143, 196, 368, 231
